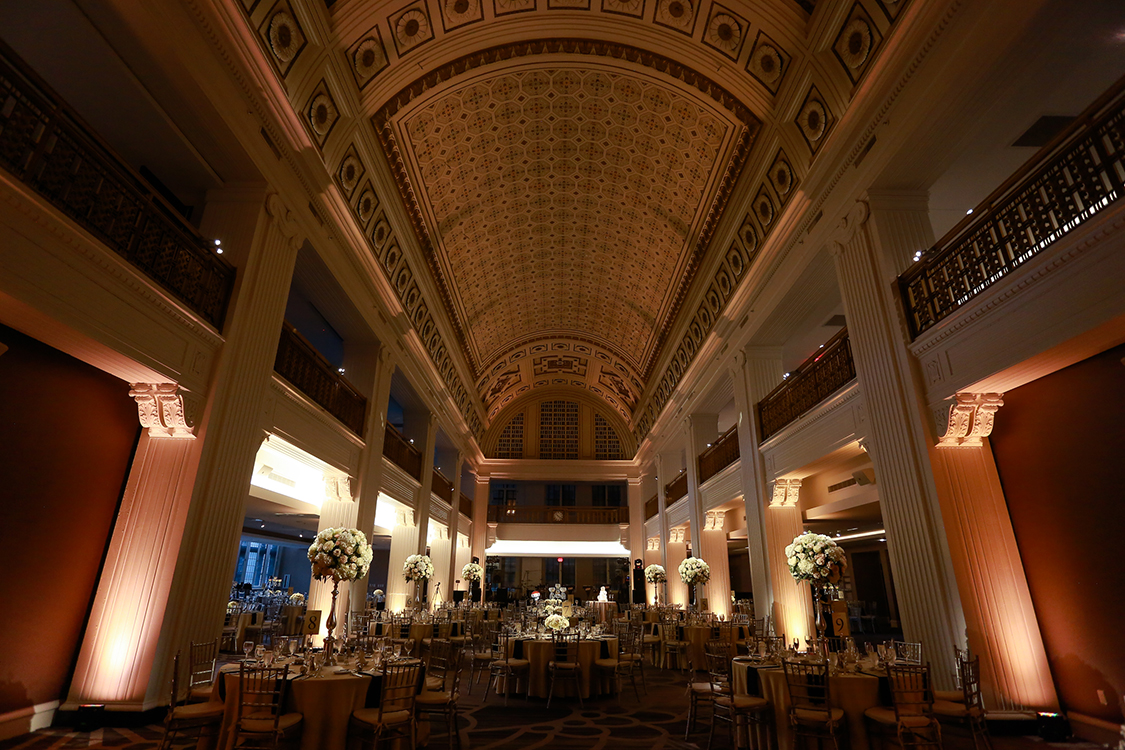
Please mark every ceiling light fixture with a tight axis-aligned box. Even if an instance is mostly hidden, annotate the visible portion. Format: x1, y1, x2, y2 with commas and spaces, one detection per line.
831, 529, 886, 542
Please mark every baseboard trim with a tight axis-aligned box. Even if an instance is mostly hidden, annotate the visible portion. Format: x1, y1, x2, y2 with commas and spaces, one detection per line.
1069, 711, 1121, 745
0, 700, 59, 741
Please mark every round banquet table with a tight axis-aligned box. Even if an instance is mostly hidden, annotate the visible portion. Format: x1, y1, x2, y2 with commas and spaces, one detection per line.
368, 621, 463, 656
504, 636, 618, 699
586, 601, 619, 624
210, 662, 372, 750
731, 663, 881, 750
667, 624, 753, 668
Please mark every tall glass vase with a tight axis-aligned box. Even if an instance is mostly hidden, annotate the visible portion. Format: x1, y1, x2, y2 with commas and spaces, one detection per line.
323, 578, 340, 665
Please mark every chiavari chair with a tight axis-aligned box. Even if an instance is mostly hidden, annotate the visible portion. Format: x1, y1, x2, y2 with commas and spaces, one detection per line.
233, 662, 303, 749
349, 659, 421, 749
706, 642, 770, 750
546, 632, 583, 709
156, 651, 223, 750
934, 654, 992, 750
783, 659, 846, 750
186, 638, 220, 703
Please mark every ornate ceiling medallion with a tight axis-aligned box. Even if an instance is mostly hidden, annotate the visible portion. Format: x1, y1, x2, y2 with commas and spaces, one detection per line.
770, 153, 794, 196
268, 10, 302, 63
351, 34, 388, 88
746, 32, 789, 94
704, 7, 747, 60
306, 82, 339, 146
796, 87, 832, 152
654, 0, 696, 35
441, 0, 482, 31
391, 4, 434, 56
834, 4, 883, 84
602, 0, 645, 18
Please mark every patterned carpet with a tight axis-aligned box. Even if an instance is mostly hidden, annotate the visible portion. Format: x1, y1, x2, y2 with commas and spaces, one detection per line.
0, 666, 1090, 750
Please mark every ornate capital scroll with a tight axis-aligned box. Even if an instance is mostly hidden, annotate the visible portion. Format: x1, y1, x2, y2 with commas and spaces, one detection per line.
619, 523, 630, 547
324, 476, 353, 503
669, 526, 687, 544
646, 537, 660, 551
395, 508, 416, 528
828, 199, 871, 257
129, 384, 196, 439
704, 510, 726, 531
486, 522, 498, 547
768, 478, 801, 508
936, 393, 1004, 448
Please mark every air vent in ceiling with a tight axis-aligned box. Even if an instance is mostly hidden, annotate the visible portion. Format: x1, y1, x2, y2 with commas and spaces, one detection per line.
828, 477, 857, 493
1013, 116, 1074, 148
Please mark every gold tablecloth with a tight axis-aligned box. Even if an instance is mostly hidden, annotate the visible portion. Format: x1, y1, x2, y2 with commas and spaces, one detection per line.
587, 601, 619, 624
211, 663, 371, 750
280, 606, 304, 636
504, 637, 618, 699
665, 624, 753, 668
732, 664, 880, 750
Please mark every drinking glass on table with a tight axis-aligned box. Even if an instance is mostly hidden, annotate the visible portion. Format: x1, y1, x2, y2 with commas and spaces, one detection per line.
264, 649, 274, 666
255, 644, 265, 664
243, 641, 254, 661
288, 638, 298, 656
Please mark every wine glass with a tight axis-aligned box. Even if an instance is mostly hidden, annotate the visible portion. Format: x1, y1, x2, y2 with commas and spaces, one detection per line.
264, 649, 274, 666
289, 638, 299, 656
242, 641, 254, 661
255, 644, 265, 664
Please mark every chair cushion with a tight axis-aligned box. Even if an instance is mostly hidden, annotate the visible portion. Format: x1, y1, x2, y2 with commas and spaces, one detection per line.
425, 675, 445, 691
549, 661, 580, 670
864, 707, 933, 728
493, 658, 529, 668
795, 706, 845, 723
416, 690, 454, 705
690, 682, 714, 695
642, 635, 661, 644
594, 658, 619, 669
620, 653, 644, 662
189, 685, 214, 702
717, 694, 769, 710
352, 708, 412, 727
172, 702, 224, 720
933, 700, 982, 718
934, 690, 965, 703
240, 712, 303, 733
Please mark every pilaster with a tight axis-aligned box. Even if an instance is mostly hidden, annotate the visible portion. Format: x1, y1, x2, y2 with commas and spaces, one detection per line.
470, 474, 490, 603
626, 475, 645, 604
666, 525, 689, 607
429, 522, 452, 609
684, 414, 717, 554
413, 414, 438, 556
445, 454, 465, 602
386, 507, 419, 612
765, 479, 811, 644
308, 477, 357, 642
701, 510, 731, 617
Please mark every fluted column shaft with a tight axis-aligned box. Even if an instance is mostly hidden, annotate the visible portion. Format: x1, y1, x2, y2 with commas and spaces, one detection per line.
386, 508, 419, 612
444, 455, 465, 601
429, 523, 452, 608
700, 510, 731, 617
729, 350, 784, 620
830, 198, 963, 688
470, 475, 490, 604
309, 492, 358, 643
626, 476, 645, 604
413, 414, 438, 557
666, 527, 689, 608
765, 480, 812, 645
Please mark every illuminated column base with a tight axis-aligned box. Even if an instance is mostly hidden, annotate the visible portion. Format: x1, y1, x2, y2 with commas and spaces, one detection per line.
644, 538, 661, 605
453, 533, 471, 600
666, 527, 689, 608
701, 511, 731, 617
65, 390, 200, 711
385, 508, 419, 612
765, 480, 812, 645
930, 395, 1058, 710
429, 522, 452, 609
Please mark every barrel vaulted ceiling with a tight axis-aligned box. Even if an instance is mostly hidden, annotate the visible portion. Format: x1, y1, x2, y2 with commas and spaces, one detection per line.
232, 0, 901, 441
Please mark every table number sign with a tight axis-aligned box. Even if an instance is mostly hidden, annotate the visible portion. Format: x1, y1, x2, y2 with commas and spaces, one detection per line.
303, 610, 322, 635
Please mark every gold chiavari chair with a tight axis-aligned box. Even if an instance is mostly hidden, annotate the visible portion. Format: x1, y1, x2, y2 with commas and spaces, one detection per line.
706, 642, 770, 750
156, 651, 223, 750
349, 659, 422, 749
934, 654, 992, 750
187, 638, 219, 703
233, 662, 303, 749
783, 659, 846, 750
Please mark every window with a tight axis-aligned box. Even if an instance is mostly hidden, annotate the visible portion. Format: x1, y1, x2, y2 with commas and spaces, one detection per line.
546, 484, 576, 506
544, 557, 576, 587
592, 484, 623, 507
235, 540, 280, 588
491, 482, 518, 505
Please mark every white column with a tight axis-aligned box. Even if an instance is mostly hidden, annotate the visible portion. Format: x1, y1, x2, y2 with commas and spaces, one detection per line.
729, 350, 784, 619
413, 414, 438, 556
308, 478, 357, 643
626, 475, 645, 604
137, 188, 300, 707
386, 507, 419, 612
454, 532, 472, 601
349, 347, 396, 611
429, 522, 452, 609
930, 394, 1058, 710
65, 385, 202, 710
700, 510, 732, 617
644, 537, 661, 605
666, 526, 689, 608
829, 197, 964, 687
444, 454, 465, 599
470, 473, 489, 603
684, 414, 717, 555
766, 479, 812, 645
655, 455, 671, 576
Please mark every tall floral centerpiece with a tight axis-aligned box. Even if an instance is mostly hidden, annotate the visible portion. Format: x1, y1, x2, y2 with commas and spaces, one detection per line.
678, 557, 711, 611
785, 531, 848, 640
307, 527, 373, 664
462, 562, 483, 605
644, 564, 667, 606
403, 554, 434, 610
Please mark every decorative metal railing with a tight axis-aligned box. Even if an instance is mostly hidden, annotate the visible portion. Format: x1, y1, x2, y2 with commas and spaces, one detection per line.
758, 328, 855, 441
274, 322, 368, 435
645, 494, 658, 520
383, 424, 422, 480
698, 424, 740, 484
664, 471, 688, 506
488, 505, 627, 524
0, 41, 234, 329
432, 469, 453, 502
900, 75, 1125, 339
459, 492, 473, 518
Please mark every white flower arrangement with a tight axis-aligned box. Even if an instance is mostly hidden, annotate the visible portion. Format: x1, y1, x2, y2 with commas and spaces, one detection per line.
373, 589, 385, 597
548, 583, 567, 600
785, 532, 847, 584
403, 553, 435, 582
543, 603, 562, 616
227, 600, 239, 611
544, 613, 570, 631
288, 592, 305, 605
462, 562, 484, 582
644, 564, 667, 584
307, 527, 373, 582
679, 557, 711, 585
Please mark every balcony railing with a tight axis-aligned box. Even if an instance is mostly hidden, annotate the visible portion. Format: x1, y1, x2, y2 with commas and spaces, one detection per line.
645, 494, 658, 520
487, 506, 627, 524
383, 424, 422, 480
758, 328, 856, 441
900, 75, 1125, 340
664, 471, 688, 506
432, 469, 453, 503
698, 424, 740, 484
274, 322, 367, 435
459, 492, 473, 518
0, 41, 234, 329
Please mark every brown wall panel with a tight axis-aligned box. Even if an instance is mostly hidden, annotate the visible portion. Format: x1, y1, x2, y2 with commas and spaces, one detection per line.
990, 343, 1125, 723
0, 324, 138, 713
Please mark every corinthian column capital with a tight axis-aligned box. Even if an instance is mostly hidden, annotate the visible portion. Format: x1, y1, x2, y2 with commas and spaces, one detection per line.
936, 393, 1005, 448
704, 510, 726, 531
129, 384, 196, 439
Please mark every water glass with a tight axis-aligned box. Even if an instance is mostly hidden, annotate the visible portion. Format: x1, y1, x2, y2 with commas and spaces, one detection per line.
255, 644, 265, 664
242, 641, 254, 660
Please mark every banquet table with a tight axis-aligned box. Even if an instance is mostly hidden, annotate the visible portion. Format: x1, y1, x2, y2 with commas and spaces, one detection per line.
731, 661, 882, 750
503, 636, 618, 699
232, 612, 262, 647
665, 624, 753, 668
368, 621, 464, 655
586, 601, 619, 624
280, 606, 304, 636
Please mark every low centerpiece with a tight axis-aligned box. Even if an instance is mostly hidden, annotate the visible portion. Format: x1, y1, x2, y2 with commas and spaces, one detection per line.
403, 553, 434, 610
307, 527, 373, 664
544, 613, 570, 632
678, 557, 711, 611
785, 531, 848, 640
644, 564, 667, 606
